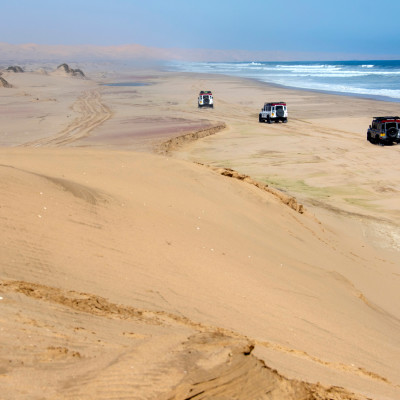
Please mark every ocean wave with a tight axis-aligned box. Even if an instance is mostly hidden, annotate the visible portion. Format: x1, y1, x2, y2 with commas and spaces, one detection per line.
261, 78, 400, 99
201, 64, 400, 77
275, 64, 341, 69
168, 61, 400, 101
270, 71, 400, 77
245, 64, 400, 76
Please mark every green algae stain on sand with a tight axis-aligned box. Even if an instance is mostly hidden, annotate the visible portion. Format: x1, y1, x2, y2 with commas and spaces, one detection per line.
258, 176, 375, 205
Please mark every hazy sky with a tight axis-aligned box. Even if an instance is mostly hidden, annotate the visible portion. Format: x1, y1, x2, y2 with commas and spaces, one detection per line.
1, 0, 399, 56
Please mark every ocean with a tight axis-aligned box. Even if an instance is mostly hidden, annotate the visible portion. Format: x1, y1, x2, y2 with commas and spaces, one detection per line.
169, 60, 400, 102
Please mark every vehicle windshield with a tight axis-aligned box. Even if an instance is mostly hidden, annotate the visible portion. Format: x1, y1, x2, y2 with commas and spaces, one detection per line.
276, 105, 283, 110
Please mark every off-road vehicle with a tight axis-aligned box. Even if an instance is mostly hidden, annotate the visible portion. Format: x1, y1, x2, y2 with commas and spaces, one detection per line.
367, 116, 400, 145
259, 102, 287, 123
198, 90, 213, 108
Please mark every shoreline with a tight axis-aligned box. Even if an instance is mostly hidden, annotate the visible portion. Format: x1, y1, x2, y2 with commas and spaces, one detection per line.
253, 77, 400, 103
175, 71, 400, 104
165, 59, 400, 104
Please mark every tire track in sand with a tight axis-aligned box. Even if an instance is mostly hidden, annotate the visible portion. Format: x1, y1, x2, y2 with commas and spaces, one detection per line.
21, 90, 112, 147
0, 278, 395, 393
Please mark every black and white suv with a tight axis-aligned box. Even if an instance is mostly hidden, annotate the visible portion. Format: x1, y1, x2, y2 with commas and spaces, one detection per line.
367, 116, 400, 145
259, 102, 287, 123
198, 90, 214, 108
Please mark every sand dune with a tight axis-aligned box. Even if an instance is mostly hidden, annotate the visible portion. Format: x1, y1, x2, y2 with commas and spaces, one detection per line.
0, 68, 399, 399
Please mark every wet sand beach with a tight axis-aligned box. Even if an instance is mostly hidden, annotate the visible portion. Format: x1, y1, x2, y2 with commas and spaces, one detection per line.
0, 66, 399, 400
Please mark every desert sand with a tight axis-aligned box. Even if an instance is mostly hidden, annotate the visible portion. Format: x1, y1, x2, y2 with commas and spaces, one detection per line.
0, 65, 399, 400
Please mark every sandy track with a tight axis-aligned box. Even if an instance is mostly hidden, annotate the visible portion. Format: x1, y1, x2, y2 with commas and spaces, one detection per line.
20, 90, 112, 147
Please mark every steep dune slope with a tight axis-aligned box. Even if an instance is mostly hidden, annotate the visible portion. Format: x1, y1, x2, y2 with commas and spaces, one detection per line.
1, 148, 399, 399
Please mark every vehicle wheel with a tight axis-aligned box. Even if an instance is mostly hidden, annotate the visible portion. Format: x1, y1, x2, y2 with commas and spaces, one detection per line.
387, 127, 398, 139
267, 116, 271, 124
283, 118, 288, 123
275, 119, 279, 123
367, 132, 371, 142
259, 114, 264, 123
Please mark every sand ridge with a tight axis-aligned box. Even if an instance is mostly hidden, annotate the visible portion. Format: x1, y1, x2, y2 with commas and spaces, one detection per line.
157, 122, 226, 154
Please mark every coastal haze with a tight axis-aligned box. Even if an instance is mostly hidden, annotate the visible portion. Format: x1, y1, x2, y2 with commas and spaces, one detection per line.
1, 1, 400, 400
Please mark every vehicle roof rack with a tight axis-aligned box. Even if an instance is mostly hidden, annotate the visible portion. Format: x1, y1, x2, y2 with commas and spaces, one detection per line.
373, 116, 400, 121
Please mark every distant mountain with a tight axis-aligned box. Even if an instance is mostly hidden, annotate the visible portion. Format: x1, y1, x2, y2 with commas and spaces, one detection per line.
0, 42, 395, 63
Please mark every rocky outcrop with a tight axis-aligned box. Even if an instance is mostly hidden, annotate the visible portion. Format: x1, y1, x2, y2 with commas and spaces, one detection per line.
6, 65, 24, 73
0, 76, 12, 88
54, 63, 85, 78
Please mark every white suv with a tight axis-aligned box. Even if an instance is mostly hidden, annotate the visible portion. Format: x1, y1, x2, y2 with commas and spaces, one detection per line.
259, 102, 287, 123
198, 91, 214, 108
